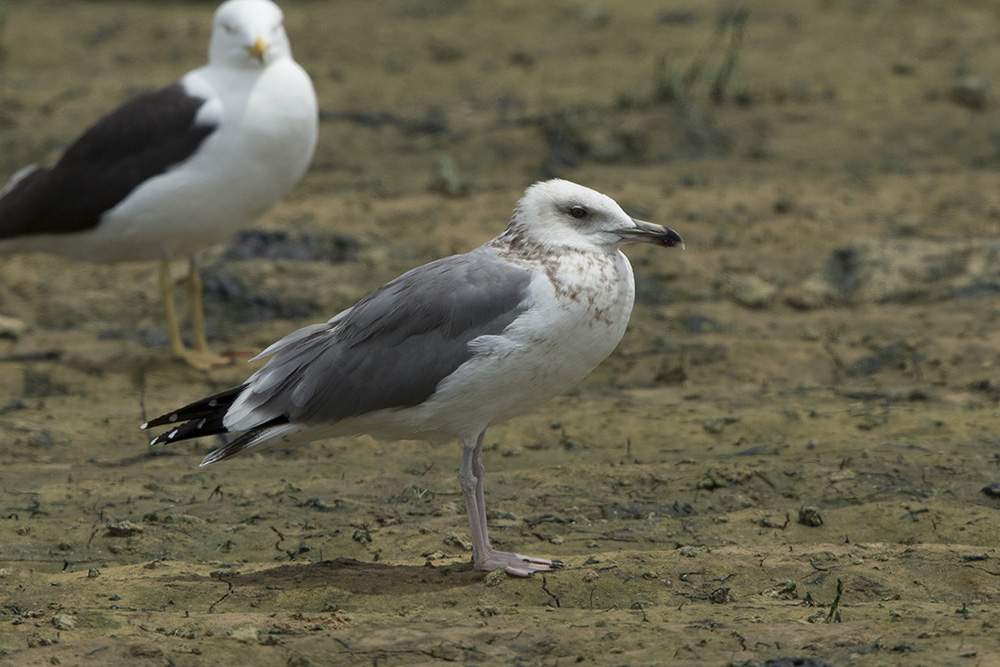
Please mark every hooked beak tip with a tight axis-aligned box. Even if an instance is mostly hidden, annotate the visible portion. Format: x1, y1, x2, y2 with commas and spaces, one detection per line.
659, 224, 684, 249
624, 218, 684, 249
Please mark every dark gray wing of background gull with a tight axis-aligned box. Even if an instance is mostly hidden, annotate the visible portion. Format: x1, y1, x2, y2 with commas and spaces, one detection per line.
143, 178, 684, 577
0, 0, 318, 369
0, 84, 215, 239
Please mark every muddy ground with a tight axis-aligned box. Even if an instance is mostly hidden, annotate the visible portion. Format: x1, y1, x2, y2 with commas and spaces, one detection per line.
2, 1, 1000, 665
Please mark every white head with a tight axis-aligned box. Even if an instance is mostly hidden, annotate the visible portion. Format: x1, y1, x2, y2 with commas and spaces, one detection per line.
507, 179, 683, 253
208, 0, 293, 69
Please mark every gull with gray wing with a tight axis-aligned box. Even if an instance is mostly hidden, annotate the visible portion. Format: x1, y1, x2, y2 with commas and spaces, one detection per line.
143, 179, 683, 576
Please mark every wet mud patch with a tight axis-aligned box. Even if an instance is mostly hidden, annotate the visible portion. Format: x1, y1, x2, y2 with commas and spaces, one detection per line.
222, 230, 362, 264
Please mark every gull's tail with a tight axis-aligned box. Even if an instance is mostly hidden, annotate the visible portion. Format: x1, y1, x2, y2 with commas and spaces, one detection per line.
142, 383, 294, 467
142, 384, 246, 446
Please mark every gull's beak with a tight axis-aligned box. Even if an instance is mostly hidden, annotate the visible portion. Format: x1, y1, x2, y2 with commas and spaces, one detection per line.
247, 36, 269, 65
618, 218, 685, 249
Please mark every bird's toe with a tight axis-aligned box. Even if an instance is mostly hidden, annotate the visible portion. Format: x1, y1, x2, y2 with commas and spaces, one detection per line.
476, 550, 561, 577
172, 348, 235, 371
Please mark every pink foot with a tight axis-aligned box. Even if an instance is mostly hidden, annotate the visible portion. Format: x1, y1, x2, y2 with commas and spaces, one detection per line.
475, 549, 562, 577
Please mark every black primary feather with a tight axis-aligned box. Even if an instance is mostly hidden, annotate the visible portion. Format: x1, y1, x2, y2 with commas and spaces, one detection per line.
143, 384, 246, 446
199, 419, 291, 466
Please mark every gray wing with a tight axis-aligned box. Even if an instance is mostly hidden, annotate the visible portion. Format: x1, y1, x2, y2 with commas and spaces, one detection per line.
224, 247, 533, 430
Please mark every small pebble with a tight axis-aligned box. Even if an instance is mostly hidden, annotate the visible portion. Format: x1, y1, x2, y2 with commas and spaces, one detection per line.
105, 520, 143, 537
228, 624, 260, 643
52, 615, 75, 630
443, 531, 472, 551
484, 568, 506, 587
980, 482, 1000, 499
798, 505, 823, 527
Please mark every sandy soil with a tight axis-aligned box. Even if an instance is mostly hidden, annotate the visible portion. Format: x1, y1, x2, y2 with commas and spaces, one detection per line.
2, 1, 1000, 665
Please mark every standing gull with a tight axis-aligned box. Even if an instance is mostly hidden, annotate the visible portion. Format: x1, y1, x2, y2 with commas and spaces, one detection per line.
0, 0, 318, 368
143, 179, 683, 576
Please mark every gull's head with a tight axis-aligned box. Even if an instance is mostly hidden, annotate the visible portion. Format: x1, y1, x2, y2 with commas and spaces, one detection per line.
508, 179, 684, 253
209, 0, 292, 69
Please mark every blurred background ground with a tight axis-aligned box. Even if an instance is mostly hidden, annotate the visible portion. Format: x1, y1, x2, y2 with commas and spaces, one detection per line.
1, 1, 1000, 665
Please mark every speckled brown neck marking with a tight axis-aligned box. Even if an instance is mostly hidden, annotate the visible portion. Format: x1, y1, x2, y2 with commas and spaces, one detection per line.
489, 218, 548, 261
489, 219, 625, 327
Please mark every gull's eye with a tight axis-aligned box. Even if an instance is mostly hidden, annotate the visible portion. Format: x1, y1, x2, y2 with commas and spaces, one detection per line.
569, 206, 588, 219
221, 21, 236, 34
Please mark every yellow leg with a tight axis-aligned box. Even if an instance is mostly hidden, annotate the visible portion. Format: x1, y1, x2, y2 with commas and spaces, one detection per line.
187, 256, 211, 355
158, 257, 230, 370
159, 259, 187, 361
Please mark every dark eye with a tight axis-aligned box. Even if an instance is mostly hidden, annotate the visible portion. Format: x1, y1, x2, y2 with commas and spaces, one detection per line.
569, 206, 588, 219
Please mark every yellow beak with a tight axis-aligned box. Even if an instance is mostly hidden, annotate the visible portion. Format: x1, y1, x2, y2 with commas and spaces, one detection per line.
246, 36, 269, 65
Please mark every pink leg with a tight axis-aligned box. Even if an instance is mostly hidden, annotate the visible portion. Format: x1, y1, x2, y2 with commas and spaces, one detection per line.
458, 431, 561, 576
